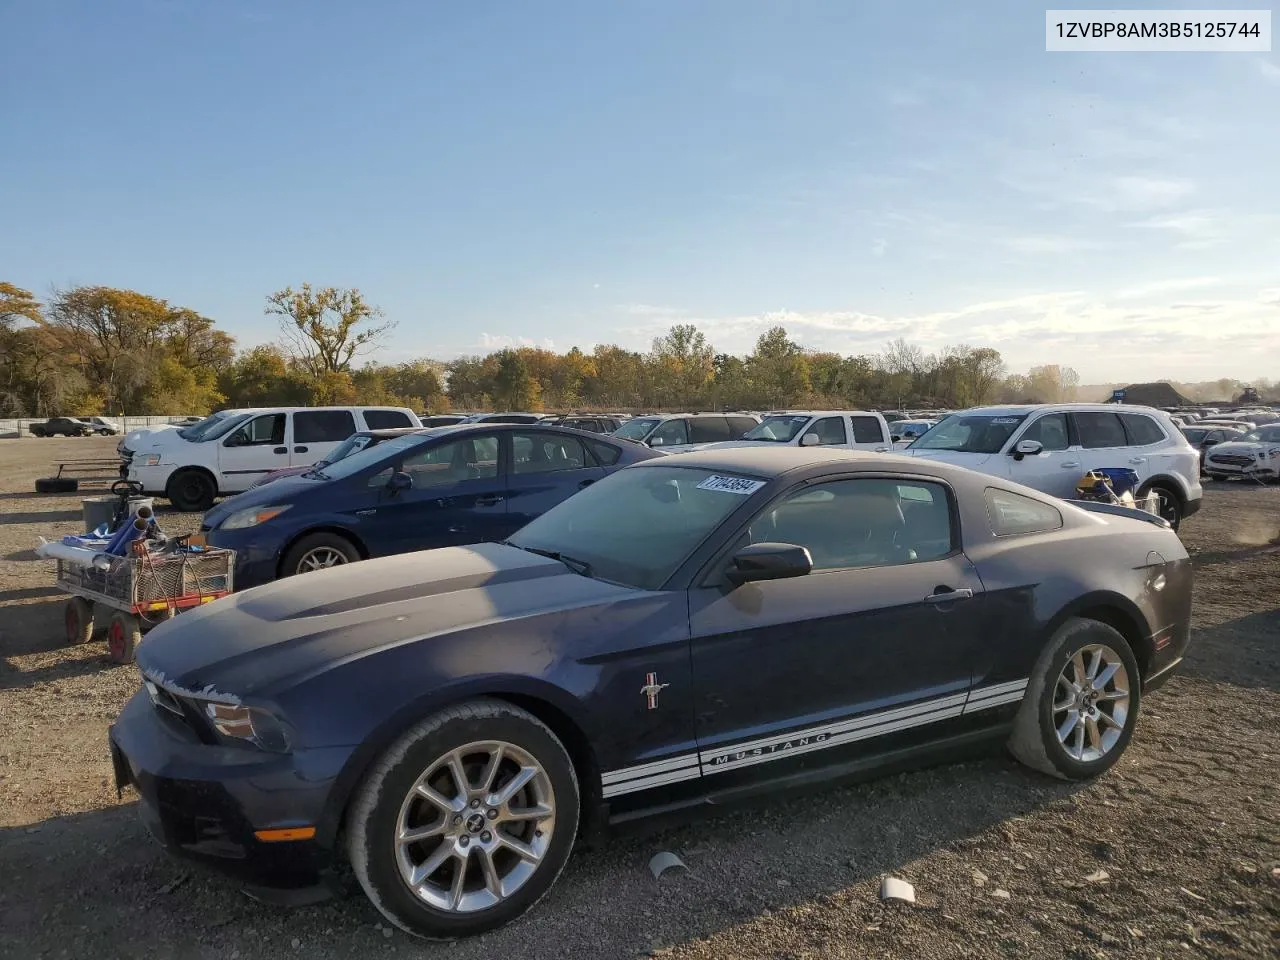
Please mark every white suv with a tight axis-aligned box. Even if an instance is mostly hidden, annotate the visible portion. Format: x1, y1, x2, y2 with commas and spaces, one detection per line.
906, 403, 1202, 528
125, 406, 421, 511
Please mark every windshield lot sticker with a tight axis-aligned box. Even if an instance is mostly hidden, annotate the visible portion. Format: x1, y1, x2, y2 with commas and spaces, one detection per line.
697, 475, 766, 495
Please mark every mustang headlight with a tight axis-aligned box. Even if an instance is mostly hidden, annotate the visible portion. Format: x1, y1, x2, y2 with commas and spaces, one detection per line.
220, 504, 292, 530
206, 703, 292, 753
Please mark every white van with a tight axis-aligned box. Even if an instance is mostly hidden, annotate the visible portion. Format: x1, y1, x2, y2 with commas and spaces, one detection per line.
691, 410, 892, 453
125, 406, 422, 510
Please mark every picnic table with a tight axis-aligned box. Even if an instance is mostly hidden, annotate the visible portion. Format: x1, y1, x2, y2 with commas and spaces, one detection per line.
35, 458, 125, 493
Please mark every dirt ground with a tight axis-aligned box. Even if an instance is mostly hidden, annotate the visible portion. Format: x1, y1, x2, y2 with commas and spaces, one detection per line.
1, 436, 1277, 959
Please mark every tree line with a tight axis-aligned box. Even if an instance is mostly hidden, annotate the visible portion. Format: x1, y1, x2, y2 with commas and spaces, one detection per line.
1, 279, 1260, 419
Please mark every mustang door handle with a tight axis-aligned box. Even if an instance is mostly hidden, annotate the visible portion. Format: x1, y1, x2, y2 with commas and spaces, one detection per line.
1060, 460, 1080, 469
273, 446, 288, 455
925, 588, 974, 604
475, 494, 504, 506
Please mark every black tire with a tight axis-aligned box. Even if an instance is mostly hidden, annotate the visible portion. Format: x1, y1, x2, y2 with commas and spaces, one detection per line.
106, 612, 141, 665
166, 469, 216, 512
97, 429, 111, 436
35, 477, 79, 494
347, 699, 580, 940
64, 597, 94, 645
281, 532, 361, 578
1139, 481, 1182, 530
1008, 617, 1141, 781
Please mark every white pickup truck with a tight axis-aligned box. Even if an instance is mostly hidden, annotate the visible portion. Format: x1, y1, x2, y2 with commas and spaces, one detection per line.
689, 410, 893, 453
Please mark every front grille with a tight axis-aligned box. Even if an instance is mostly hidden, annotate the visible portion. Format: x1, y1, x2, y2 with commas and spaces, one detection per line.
1208, 454, 1255, 467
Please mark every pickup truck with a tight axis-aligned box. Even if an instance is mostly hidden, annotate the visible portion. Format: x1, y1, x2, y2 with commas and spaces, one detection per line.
688, 410, 893, 453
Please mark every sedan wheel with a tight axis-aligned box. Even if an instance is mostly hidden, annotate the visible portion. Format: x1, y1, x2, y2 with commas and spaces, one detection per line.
348, 700, 579, 939
1008, 617, 1141, 780
297, 546, 351, 573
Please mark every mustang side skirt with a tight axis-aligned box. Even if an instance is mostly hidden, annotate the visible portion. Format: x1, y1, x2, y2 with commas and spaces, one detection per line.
601, 678, 1029, 799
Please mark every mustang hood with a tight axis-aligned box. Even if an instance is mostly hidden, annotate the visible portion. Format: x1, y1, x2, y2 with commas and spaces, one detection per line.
134, 542, 641, 698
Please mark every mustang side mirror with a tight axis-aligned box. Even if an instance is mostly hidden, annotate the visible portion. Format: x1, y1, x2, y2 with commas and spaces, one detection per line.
1011, 439, 1043, 461
726, 542, 813, 586
799, 433, 820, 447
387, 471, 413, 494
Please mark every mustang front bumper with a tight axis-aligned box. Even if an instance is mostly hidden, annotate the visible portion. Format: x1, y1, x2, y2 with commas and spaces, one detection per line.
109, 688, 350, 890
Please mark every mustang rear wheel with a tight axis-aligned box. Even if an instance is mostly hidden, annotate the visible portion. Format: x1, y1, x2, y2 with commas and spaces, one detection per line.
347, 699, 579, 939
1009, 617, 1141, 780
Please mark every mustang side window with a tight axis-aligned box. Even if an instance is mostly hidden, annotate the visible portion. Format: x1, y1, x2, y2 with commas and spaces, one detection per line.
748, 478, 954, 571
985, 487, 1063, 536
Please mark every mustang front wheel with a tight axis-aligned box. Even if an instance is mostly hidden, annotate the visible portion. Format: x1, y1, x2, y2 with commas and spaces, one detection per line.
1009, 617, 1141, 780
348, 699, 579, 939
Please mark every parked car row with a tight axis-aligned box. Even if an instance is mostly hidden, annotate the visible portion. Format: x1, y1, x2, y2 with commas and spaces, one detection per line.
27, 416, 120, 437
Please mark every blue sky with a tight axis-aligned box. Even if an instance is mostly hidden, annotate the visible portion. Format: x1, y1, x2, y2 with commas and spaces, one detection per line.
2, 0, 1277, 382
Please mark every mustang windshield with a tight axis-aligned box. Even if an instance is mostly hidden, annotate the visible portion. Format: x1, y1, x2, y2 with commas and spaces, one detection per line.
909, 414, 1027, 454
508, 465, 765, 589
742, 415, 811, 442
613, 417, 659, 441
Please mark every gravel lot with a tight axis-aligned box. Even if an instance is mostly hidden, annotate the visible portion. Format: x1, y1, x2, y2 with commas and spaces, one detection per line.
2, 436, 1277, 959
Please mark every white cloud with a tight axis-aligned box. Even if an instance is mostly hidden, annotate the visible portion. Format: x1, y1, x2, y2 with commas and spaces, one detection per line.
478, 333, 556, 351
1114, 276, 1222, 299
1000, 235, 1114, 255
1110, 175, 1195, 212
870, 238, 888, 257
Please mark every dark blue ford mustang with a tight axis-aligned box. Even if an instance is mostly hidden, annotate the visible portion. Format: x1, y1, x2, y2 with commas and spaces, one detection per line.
202, 423, 657, 589
110, 447, 1192, 939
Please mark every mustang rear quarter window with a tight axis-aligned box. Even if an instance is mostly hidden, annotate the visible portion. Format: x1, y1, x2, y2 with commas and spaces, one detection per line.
985, 487, 1063, 537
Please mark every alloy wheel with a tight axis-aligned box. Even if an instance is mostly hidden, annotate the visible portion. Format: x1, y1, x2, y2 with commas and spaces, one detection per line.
394, 740, 556, 913
1053, 643, 1131, 762
297, 547, 350, 573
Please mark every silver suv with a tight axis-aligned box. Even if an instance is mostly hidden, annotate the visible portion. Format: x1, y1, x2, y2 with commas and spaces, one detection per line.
612, 413, 761, 451
907, 403, 1203, 528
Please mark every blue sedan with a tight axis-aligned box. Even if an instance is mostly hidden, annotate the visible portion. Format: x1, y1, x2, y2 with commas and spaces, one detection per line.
202, 423, 658, 588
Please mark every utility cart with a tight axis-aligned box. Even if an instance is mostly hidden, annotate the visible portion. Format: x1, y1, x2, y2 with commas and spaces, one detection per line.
57, 541, 235, 664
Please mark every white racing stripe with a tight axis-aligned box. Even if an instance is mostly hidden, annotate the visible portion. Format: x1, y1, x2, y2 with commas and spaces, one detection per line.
600, 679, 1029, 797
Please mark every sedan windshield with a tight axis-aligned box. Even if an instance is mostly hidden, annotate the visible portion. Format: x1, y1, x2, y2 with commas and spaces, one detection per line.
314, 432, 429, 480
743, 415, 811, 442
909, 414, 1027, 454
508, 465, 765, 589
613, 417, 659, 441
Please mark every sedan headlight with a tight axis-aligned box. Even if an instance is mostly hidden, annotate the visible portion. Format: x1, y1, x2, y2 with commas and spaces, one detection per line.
219, 504, 292, 530
205, 703, 292, 752
138, 454, 162, 467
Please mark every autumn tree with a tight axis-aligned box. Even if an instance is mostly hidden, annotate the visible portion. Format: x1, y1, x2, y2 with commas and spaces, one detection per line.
650, 324, 714, 410
492, 349, 541, 410
747, 326, 810, 408
266, 284, 395, 378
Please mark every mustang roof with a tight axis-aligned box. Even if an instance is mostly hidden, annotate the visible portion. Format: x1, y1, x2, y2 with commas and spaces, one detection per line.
633, 447, 948, 480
